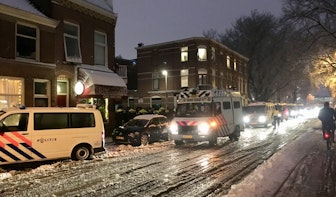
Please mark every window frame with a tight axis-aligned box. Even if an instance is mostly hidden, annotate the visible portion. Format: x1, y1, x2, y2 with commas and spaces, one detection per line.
94, 31, 107, 66
181, 46, 188, 62
63, 21, 82, 63
197, 46, 207, 61
34, 79, 50, 107
16, 23, 39, 61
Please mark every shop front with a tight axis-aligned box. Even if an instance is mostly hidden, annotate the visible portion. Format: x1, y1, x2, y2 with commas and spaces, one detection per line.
75, 65, 127, 133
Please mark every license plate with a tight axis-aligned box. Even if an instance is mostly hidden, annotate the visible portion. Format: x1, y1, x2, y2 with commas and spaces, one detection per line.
116, 136, 124, 140
182, 135, 193, 139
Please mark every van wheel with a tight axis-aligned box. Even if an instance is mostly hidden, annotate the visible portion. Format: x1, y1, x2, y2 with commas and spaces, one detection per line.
229, 126, 240, 141
141, 134, 149, 146
72, 145, 91, 160
209, 134, 218, 146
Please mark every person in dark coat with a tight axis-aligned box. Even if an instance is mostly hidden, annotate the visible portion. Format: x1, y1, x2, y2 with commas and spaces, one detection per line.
318, 102, 336, 142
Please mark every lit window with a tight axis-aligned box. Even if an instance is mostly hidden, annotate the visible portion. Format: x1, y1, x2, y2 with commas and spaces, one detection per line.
180, 69, 188, 88
0, 77, 24, 108
34, 79, 50, 107
64, 22, 82, 63
94, 31, 107, 66
181, 47, 188, 62
198, 46, 207, 61
234, 58, 237, 71
226, 56, 230, 69
16, 24, 37, 60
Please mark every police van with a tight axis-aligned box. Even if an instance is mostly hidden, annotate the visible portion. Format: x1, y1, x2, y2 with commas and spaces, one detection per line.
0, 104, 105, 165
243, 102, 275, 128
169, 88, 244, 145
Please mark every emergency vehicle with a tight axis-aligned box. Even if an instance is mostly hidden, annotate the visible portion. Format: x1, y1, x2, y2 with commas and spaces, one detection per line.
169, 88, 244, 145
0, 104, 105, 165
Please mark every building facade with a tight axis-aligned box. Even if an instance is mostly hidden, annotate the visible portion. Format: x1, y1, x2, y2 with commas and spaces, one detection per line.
128, 37, 249, 110
0, 0, 126, 132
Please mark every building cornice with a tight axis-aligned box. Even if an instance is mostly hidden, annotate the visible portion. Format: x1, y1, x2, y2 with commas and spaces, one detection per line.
136, 37, 249, 61
0, 3, 58, 28
53, 0, 117, 25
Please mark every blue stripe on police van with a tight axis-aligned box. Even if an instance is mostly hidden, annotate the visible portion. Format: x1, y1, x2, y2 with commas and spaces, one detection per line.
0, 156, 7, 162
8, 144, 34, 160
21, 143, 46, 159
0, 147, 20, 161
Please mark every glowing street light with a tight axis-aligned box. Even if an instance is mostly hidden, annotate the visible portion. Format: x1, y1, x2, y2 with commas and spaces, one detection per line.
162, 70, 168, 109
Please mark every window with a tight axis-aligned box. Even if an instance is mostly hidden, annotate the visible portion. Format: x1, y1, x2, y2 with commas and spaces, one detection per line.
16, 24, 37, 60
223, 102, 231, 110
180, 69, 188, 88
34, 79, 50, 107
197, 46, 207, 61
34, 113, 95, 130
226, 56, 230, 69
198, 69, 207, 85
0, 77, 24, 108
181, 47, 188, 62
1, 113, 29, 132
152, 72, 160, 90
94, 31, 107, 66
117, 65, 127, 77
234, 58, 237, 71
64, 22, 82, 63
234, 101, 241, 109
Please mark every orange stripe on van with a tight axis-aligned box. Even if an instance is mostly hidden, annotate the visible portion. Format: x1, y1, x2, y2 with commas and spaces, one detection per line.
2, 133, 19, 147
12, 132, 32, 146
0, 141, 5, 148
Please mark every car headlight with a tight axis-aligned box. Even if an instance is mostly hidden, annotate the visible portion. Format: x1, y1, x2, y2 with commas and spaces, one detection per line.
169, 122, 178, 135
258, 115, 266, 123
243, 116, 250, 123
198, 122, 210, 135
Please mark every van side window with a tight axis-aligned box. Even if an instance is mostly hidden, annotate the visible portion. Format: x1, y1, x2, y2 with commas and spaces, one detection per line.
34, 113, 68, 130
1, 113, 29, 132
34, 113, 96, 130
214, 102, 221, 115
71, 113, 95, 128
223, 102, 231, 110
233, 101, 241, 109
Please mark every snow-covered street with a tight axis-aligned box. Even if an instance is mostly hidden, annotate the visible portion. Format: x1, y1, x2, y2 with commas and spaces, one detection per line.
0, 116, 332, 197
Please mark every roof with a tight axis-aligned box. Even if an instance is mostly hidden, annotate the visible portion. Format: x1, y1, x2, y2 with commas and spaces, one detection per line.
135, 37, 249, 61
0, 0, 45, 16
134, 114, 167, 120
0, 0, 58, 28
83, 0, 114, 13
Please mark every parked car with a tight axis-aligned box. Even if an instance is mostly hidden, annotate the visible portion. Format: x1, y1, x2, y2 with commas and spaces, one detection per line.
112, 114, 169, 146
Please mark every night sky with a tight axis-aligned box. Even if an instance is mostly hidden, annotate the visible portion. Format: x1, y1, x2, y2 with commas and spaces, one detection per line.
113, 0, 283, 59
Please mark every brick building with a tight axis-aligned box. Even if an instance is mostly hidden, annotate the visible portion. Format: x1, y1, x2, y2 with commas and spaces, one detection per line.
127, 37, 249, 110
0, 0, 126, 131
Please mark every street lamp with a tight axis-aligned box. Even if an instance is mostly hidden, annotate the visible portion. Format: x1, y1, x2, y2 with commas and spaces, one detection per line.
162, 70, 168, 109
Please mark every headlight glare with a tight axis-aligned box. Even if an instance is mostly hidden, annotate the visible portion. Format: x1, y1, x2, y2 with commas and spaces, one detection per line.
169, 122, 178, 135
258, 115, 266, 123
198, 122, 210, 135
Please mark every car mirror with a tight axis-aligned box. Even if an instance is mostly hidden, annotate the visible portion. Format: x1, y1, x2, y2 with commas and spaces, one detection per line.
148, 124, 157, 128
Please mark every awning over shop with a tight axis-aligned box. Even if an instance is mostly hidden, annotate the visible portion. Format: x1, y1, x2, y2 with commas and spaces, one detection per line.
77, 65, 127, 98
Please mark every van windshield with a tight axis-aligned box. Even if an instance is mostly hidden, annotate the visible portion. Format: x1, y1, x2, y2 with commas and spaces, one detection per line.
175, 103, 212, 117
243, 106, 266, 114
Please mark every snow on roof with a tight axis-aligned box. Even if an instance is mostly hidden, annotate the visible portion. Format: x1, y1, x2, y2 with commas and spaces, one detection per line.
83, 0, 114, 13
0, 0, 46, 17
